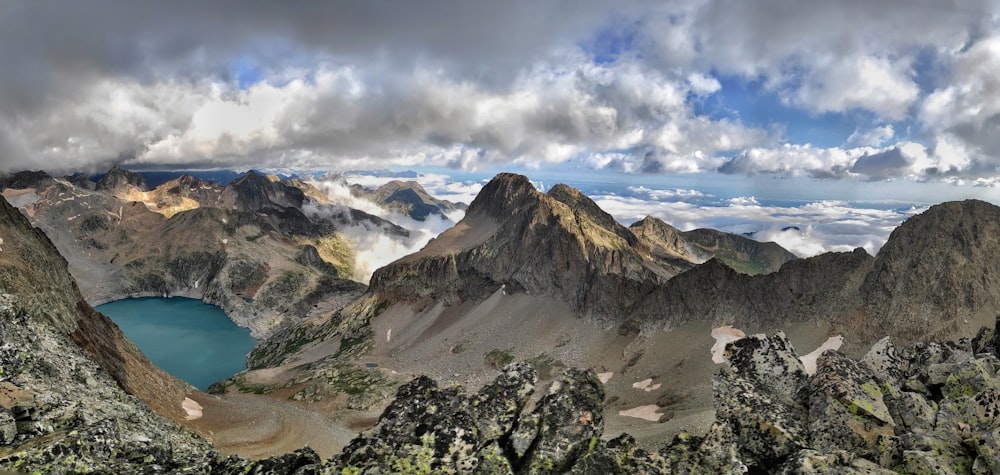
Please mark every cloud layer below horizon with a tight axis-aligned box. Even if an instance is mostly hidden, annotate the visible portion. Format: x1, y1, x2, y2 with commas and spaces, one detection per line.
2, 1, 1000, 185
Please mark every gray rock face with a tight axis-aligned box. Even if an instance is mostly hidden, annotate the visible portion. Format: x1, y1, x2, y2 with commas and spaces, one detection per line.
665, 317, 1000, 473
95, 164, 150, 192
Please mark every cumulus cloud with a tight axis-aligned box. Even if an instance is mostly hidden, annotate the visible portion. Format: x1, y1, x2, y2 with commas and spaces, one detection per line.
1, 1, 999, 183
306, 175, 465, 282
592, 189, 922, 257
719, 144, 870, 178
846, 125, 895, 147
788, 55, 919, 120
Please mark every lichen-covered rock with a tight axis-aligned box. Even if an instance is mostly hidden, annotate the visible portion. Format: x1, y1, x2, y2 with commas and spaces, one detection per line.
966, 387, 1000, 431
942, 356, 1000, 400
862, 337, 905, 387
0, 409, 14, 445
521, 368, 605, 474
970, 427, 1000, 473
777, 449, 896, 474
971, 320, 998, 356
510, 411, 541, 460
724, 331, 808, 399
903, 342, 973, 390
900, 448, 966, 475
336, 375, 480, 472
714, 332, 809, 467
473, 441, 514, 475
807, 351, 895, 458
569, 434, 666, 475
471, 361, 536, 441
883, 388, 936, 434
328, 364, 602, 474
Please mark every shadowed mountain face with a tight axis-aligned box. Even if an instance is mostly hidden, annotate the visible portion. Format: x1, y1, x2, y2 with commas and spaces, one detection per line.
371, 173, 797, 325
350, 179, 465, 221
220, 170, 306, 212
680, 228, 799, 276
96, 164, 150, 192
861, 199, 1000, 340
0, 194, 189, 421
627, 200, 1000, 346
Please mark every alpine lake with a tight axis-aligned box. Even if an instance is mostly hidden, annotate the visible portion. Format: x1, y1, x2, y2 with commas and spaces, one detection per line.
96, 297, 257, 390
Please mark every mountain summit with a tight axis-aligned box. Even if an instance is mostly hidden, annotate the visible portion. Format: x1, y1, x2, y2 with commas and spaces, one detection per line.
862, 199, 1000, 339
371, 173, 795, 323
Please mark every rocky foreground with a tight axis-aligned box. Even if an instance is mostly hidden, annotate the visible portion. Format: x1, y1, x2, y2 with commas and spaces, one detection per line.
2, 286, 999, 473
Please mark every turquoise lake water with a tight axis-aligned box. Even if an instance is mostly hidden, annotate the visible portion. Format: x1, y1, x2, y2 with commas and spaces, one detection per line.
96, 297, 257, 390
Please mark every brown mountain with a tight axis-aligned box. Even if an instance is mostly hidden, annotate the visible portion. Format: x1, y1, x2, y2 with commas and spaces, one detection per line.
680, 227, 799, 275
370, 173, 795, 324
350, 179, 465, 221
3, 168, 377, 337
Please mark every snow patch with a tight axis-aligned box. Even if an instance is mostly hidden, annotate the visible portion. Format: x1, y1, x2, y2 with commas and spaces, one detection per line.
711, 326, 746, 364
799, 335, 845, 375
182, 397, 203, 420
619, 405, 662, 422
632, 378, 661, 392
597, 372, 613, 384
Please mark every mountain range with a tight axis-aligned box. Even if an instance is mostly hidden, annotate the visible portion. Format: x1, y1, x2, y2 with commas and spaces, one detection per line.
0, 167, 998, 472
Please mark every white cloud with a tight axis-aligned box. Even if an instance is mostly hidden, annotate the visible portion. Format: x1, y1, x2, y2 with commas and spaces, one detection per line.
719, 144, 872, 178
593, 191, 921, 257
626, 185, 707, 201
687, 73, 721, 96
1, 1, 999, 186
846, 125, 894, 147
788, 55, 919, 120
307, 175, 467, 282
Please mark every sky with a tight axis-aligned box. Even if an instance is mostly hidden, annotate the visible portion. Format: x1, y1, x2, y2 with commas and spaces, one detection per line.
3, 1, 1000, 258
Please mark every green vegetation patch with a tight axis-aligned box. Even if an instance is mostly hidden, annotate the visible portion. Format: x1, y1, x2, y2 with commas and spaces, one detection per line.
484, 348, 515, 370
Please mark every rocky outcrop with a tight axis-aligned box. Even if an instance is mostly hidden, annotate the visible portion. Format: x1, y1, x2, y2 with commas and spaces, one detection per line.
219, 170, 306, 212
651, 318, 1000, 473
334, 362, 606, 474
95, 164, 150, 192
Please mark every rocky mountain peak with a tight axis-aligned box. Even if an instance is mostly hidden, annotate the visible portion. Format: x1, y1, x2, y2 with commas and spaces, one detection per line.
95, 164, 150, 192
464, 172, 542, 221
862, 199, 1000, 340
221, 170, 306, 212
547, 183, 639, 247
0, 170, 52, 190
629, 216, 696, 264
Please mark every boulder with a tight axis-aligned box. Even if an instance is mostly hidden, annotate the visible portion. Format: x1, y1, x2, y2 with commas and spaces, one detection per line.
520, 368, 605, 474
806, 351, 895, 458
713, 332, 809, 467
